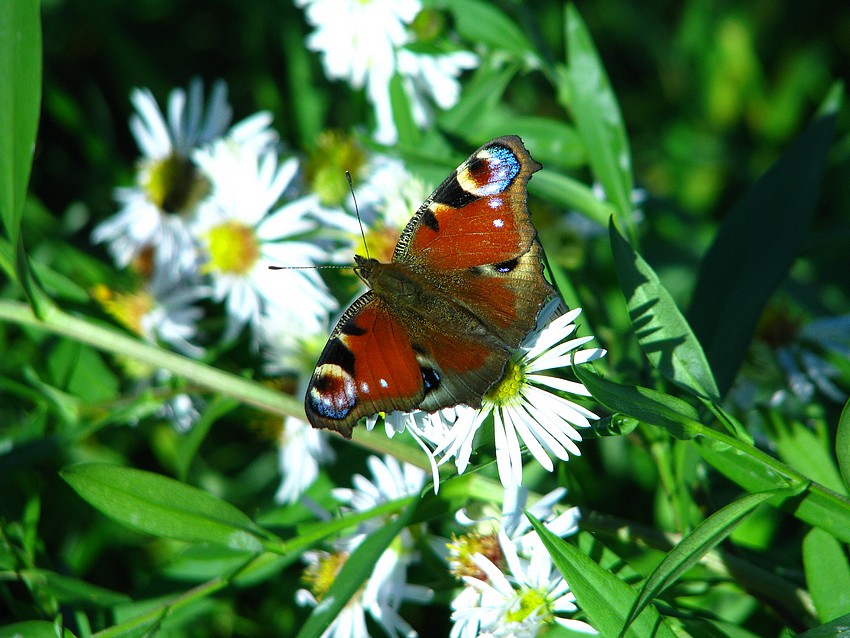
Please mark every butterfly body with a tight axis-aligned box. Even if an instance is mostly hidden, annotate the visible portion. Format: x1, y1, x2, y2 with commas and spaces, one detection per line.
306, 136, 554, 438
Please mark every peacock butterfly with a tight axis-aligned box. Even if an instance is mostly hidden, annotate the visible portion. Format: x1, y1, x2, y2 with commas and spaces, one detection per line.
305, 135, 555, 438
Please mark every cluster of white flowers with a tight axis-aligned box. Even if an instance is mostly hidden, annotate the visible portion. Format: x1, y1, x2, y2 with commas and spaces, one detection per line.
296, 0, 478, 144
449, 486, 596, 637
296, 456, 596, 638
92, 79, 338, 355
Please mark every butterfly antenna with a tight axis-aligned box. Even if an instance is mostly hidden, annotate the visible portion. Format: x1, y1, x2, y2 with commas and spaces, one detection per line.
268, 265, 351, 271
346, 171, 370, 260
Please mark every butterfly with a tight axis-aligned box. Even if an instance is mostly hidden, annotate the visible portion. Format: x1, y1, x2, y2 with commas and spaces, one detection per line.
305, 135, 555, 438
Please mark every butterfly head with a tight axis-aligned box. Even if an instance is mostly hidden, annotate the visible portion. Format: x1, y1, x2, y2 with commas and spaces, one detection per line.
353, 253, 381, 287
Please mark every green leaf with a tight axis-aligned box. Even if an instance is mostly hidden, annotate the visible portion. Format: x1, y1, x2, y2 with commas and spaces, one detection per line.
448, 1, 536, 62
22, 569, 131, 607
699, 442, 850, 543
0, 621, 75, 638
574, 364, 702, 440
0, 0, 41, 246
389, 72, 420, 147
438, 60, 518, 138
565, 5, 634, 232
295, 498, 419, 638
47, 340, 118, 403
532, 170, 613, 227
626, 489, 787, 632
687, 86, 841, 395
838, 398, 850, 492
61, 464, 267, 550
610, 220, 720, 401
803, 527, 850, 622
527, 515, 679, 638
794, 612, 850, 638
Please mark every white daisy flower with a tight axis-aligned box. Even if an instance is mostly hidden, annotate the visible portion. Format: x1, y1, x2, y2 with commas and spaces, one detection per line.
396, 48, 478, 128
92, 79, 277, 273
432, 299, 606, 488
455, 530, 595, 637
92, 261, 208, 358
296, 546, 432, 638
296, 0, 477, 143
318, 154, 432, 267
192, 140, 337, 342
275, 416, 336, 504
296, 455, 433, 637
448, 486, 590, 638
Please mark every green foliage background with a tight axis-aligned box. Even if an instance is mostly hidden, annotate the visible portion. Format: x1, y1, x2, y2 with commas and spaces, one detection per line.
2, 1, 850, 636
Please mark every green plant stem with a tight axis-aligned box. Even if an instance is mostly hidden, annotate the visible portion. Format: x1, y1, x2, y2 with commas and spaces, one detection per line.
0, 299, 300, 416
0, 299, 437, 470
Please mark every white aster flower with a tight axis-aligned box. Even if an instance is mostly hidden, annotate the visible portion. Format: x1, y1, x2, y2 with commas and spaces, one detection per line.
297, 455, 433, 637
192, 140, 337, 342
396, 48, 479, 128
455, 530, 595, 637
448, 486, 590, 638
296, 0, 477, 143
275, 416, 336, 504
319, 154, 432, 266
434, 299, 606, 487
92, 79, 276, 273
93, 261, 208, 358
332, 454, 426, 528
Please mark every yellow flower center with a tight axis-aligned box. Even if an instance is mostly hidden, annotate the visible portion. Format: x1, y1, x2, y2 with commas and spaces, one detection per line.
91, 284, 153, 337
485, 359, 526, 407
204, 221, 260, 275
143, 152, 210, 214
302, 552, 347, 601
505, 587, 552, 625
448, 532, 503, 580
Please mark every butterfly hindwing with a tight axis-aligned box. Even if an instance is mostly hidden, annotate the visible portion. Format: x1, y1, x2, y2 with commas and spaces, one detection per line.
305, 136, 554, 436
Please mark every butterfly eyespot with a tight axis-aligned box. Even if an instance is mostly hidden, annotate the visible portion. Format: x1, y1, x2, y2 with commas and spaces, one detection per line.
308, 363, 357, 420
455, 145, 520, 197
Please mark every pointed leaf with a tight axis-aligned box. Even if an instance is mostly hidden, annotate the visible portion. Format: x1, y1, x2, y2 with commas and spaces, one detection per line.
626, 489, 789, 631
699, 442, 850, 543
574, 363, 702, 439
565, 5, 634, 230
448, 1, 535, 62
0, 0, 41, 245
61, 464, 266, 550
611, 220, 720, 400
838, 398, 850, 492
688, 86, 841, 394
794, 612, 850, 638
803, 527, 850, 622
527, 514, 678, 638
